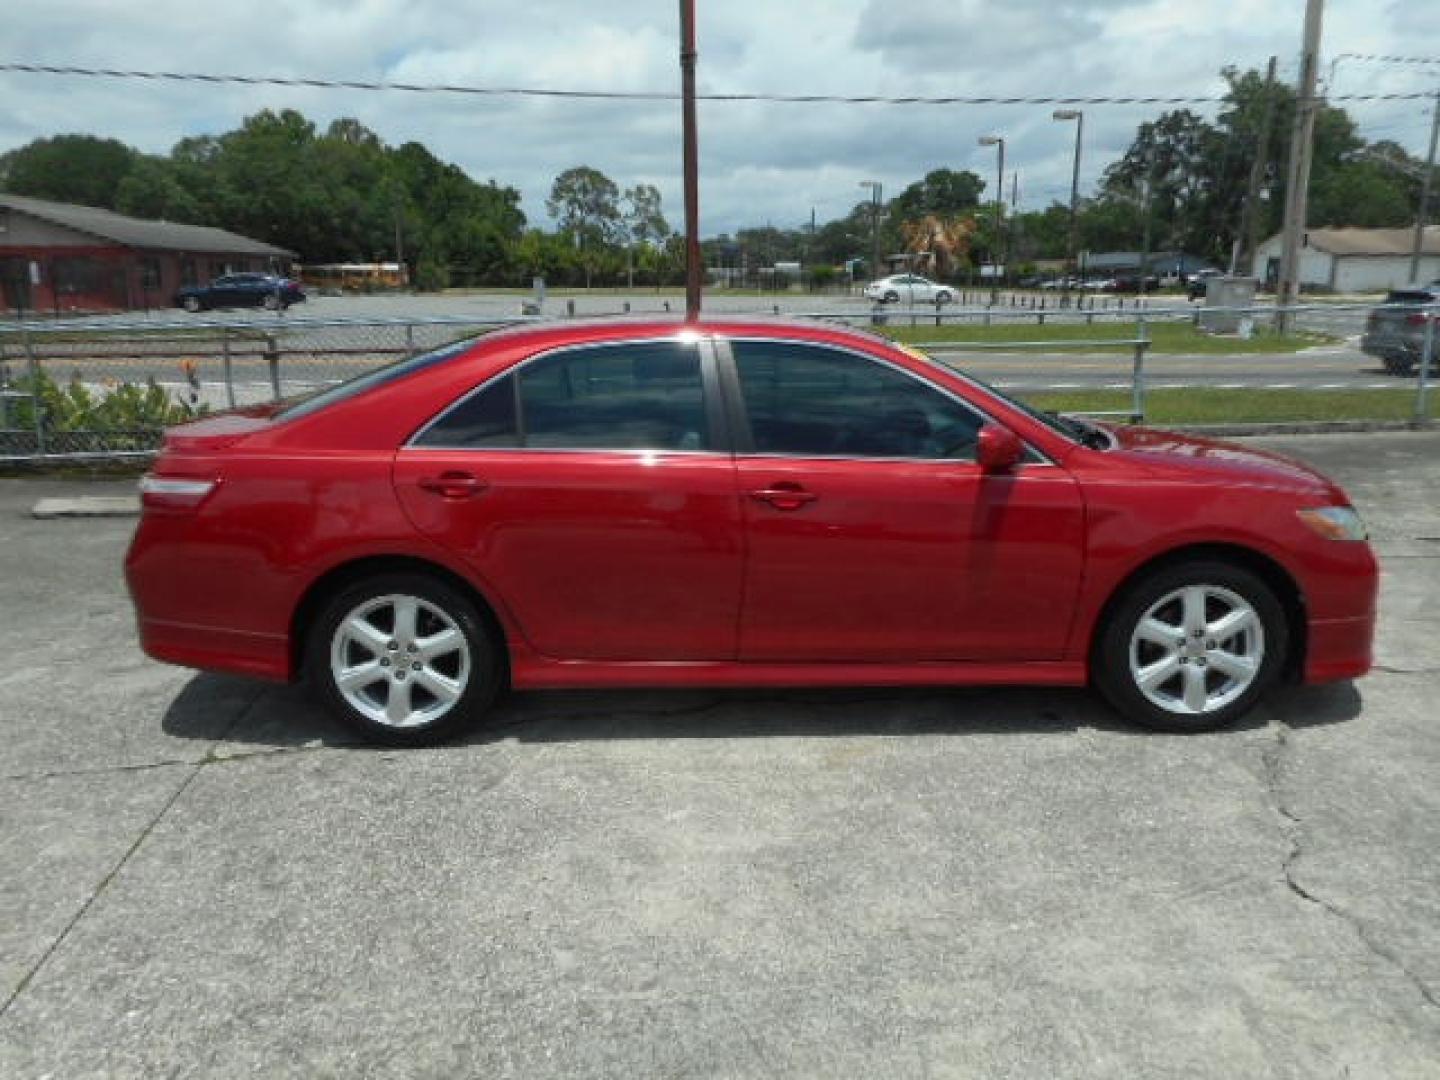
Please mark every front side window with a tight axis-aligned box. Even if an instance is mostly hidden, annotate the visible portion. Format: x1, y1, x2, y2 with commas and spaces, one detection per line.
416, 340, 708, 452
732, 341, 983, 460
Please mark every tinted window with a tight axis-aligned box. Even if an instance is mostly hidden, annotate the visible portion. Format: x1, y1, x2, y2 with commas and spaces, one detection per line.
733, 341, 983, 460
517, 342, 708, 451
414, 374, 518, 448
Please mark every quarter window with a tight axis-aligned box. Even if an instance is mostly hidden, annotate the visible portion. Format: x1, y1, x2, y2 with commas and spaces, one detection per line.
732, 341, 983, 460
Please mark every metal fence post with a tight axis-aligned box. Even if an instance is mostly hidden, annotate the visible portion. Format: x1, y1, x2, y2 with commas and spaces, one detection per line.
264, 333, 281, 402
1417, 305, 1437, 422
1131, 310, 1150, 422
221, 326, 236, 410
23, 326, 45, 456
405, 322, 416, 360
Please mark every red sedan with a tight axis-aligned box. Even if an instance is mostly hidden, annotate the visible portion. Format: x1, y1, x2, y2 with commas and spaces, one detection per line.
125, 318, 1377, 745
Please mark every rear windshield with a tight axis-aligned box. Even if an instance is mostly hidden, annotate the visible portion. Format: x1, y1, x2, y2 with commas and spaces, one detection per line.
274, 337, 478, 422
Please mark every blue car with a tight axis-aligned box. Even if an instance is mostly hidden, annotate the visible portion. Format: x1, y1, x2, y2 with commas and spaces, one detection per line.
176, 273, 306, 313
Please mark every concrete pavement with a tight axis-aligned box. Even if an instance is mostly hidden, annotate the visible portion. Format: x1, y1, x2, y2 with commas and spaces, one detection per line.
1, 433, 1438, 1077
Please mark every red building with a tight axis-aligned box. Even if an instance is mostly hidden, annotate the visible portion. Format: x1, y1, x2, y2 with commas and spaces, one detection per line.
0, 193, 295, 314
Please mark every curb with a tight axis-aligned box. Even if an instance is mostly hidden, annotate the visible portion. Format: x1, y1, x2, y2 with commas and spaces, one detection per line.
32, 496, 141, 519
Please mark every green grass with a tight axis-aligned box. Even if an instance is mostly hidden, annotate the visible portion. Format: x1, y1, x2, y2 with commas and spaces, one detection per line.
883, 320, 1336, 355
1021, 387, 1435, 425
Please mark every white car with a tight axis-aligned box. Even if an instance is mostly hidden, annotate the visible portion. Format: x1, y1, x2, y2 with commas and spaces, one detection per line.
863, 274, 955, 305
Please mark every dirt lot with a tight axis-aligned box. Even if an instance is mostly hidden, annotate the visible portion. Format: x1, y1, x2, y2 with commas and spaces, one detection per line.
2, 432, 1438, 1078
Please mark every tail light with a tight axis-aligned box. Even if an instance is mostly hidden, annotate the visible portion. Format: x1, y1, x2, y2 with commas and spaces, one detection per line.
139, 474, 218, 511
1406, 313, 1433, 327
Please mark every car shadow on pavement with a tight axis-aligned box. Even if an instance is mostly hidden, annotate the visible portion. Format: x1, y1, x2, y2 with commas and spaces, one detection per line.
161, 673, 1365, 751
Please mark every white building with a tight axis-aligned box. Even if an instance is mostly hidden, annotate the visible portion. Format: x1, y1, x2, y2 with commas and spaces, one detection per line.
1252, 227, 1440, 293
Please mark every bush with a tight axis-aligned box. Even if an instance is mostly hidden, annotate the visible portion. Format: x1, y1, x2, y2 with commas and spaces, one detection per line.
7, 367, 207, 437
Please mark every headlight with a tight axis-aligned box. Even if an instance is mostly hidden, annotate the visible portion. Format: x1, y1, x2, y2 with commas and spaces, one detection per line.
1296, 506, 1368, 542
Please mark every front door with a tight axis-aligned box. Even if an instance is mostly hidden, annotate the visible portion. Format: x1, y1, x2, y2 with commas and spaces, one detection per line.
725, 339, 1086, 662
394, 337, 744, 661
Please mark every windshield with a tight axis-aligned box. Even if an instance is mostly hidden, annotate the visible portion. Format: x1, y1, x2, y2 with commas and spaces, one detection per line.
888, 339, 1087, 442
275, 337, 478, 422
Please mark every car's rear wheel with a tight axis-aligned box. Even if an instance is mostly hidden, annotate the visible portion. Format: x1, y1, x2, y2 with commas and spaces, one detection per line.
883, 290, 900, 303
1093, 560, 1287, 733
309, 573, 500, 746
1383, 354, 1415, 376
935, 290, 954, 305
182, 295, 203, 313
261, 293, 281, 311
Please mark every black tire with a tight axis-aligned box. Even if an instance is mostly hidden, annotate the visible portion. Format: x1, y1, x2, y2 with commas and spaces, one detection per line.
883, 290, 900, 303
182, 295, 203, 313
261, 293, 281, 311
1092, 559, 1288, 733
935, 290, 954, 305
1383, 354, 1415, 376
308, 572, 501, 747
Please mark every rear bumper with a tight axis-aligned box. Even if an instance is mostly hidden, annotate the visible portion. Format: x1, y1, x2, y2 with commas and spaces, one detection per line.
135, 615, 291, 682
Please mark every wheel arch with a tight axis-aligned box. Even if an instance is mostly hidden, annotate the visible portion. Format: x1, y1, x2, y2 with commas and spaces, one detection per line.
289, 554, 511, 686
1085, 542, 1308, 683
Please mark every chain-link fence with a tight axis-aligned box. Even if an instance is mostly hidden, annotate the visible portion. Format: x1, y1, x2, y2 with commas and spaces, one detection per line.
0, 299, 1434, 461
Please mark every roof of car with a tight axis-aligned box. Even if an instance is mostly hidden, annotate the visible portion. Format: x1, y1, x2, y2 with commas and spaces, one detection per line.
475, 313, 895, 352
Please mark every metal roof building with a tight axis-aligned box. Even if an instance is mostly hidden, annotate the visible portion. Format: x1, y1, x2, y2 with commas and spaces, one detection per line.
1252, 227, 1440, 293
0, 193, 294, 313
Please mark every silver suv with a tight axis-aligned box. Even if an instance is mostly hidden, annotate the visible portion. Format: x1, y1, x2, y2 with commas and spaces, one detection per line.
1361, 284, 1440, 375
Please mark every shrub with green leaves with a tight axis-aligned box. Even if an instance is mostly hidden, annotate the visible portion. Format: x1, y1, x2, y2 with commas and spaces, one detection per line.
5, 367, 207, 435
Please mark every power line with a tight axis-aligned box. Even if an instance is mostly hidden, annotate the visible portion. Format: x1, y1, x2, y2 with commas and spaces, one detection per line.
0, 62, 1434, 106
1333, 54, 1440, 67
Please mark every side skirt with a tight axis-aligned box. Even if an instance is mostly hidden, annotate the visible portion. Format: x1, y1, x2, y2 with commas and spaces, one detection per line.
510, 649, 1087, 692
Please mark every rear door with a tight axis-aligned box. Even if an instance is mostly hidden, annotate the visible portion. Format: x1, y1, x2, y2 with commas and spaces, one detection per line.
722, 338, 1086, 662
393, 337, 744, 661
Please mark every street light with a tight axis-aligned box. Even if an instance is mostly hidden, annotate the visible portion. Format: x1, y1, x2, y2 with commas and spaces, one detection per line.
978, 135, 1005, 295
1052, 110, 1084, 300
858, 180, 882, 284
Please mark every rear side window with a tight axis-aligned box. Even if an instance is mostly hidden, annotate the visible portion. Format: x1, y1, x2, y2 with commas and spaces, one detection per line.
417, 340, 709, 452
1384, 290, 1437, 305
733, 341, 983, 460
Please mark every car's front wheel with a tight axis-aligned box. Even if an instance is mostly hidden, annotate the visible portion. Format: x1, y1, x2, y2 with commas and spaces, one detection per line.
1093, 560, 1287, 733
883, 290, 900, 303
935, 289, 954, 305
261, 293, 281, 311
182, 295, 203, 313
309, 573, 501, 746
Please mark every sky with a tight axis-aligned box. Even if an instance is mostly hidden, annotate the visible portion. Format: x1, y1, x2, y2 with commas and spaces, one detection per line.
1, 0, 1436, 236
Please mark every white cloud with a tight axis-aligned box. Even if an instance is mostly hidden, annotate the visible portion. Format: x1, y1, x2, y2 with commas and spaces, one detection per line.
0, 0, 1430, 235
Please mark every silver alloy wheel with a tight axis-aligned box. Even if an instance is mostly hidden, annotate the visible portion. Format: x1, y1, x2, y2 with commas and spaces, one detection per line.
329, 593, 471, 729
1127, 584, 1265, 716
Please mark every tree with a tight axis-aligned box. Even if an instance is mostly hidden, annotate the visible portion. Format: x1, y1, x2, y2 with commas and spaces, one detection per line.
546, 166, 622, 246
0, 134, 138, 208
889, 168, 985, 222
622, 184, 669, 246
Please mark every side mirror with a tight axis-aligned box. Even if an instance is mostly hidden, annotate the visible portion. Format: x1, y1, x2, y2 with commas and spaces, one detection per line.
977, 423, 1024, 473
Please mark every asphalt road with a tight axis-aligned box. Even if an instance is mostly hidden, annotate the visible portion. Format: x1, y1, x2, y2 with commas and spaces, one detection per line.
2, 431, 1439, 1077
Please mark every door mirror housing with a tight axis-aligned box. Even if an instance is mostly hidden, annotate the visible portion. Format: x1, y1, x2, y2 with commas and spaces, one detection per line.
977, 423, 1024, 472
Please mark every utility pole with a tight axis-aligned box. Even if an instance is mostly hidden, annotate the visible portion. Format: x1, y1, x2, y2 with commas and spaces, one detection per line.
678, 0, 702, 320
1053, 109, 1084, 301
1232, 56, 1278, 277
979, 134, 1005, 298
1275, 0, 1325, 334
1410, 90, 1439, 283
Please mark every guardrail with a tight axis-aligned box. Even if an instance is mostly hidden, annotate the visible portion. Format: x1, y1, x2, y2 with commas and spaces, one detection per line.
0, 301, 1434, 462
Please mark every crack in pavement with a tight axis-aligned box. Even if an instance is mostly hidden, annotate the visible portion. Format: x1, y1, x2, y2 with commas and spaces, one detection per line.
0, 686, 267, 1023
1262, 715, 1440, 1012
